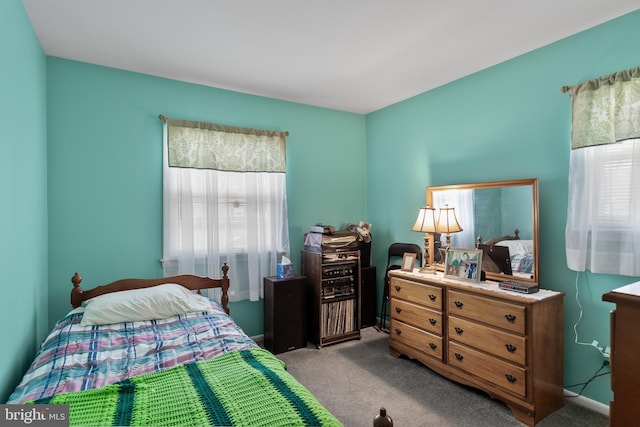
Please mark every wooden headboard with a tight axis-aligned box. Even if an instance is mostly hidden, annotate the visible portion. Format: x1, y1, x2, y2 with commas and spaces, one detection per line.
476, 228, 520, 247
70, 263, 230, 314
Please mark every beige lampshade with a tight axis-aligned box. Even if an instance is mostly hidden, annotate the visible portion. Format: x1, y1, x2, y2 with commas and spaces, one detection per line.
436, 204, 463, 234
412, 206, 437, 233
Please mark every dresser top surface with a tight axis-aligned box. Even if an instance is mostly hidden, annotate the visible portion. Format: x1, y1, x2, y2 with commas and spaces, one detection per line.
389, 269, 564, 302
610, 281, 640, 297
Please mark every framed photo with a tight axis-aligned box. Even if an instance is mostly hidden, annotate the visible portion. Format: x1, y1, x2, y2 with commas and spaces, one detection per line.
435, 247, 448, 271
444, 248, 483, 283
401, 252, 417, 271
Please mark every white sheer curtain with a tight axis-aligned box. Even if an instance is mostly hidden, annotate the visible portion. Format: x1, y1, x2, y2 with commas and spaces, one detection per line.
161, 118, 290, 301
432, 189, 475, 248
565, 139, 640, 276
565, 67, 640, 276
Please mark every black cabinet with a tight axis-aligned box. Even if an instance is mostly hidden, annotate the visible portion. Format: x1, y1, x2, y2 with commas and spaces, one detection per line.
263, 276, 308, 354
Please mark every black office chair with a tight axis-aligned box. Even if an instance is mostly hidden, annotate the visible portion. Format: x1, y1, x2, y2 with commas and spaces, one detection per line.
378, 243, 423, 332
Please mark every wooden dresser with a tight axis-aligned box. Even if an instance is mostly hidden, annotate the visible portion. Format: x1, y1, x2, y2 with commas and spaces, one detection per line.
603, 282, 640, 427
388, 270, 564, 426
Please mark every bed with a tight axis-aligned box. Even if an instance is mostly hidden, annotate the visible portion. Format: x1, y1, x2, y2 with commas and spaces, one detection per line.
7, 265, 341, 426
478, 229, 535, 277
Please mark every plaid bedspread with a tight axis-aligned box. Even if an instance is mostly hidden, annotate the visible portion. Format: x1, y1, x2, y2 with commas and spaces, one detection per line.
7, 299, 259, 404
511, 254, 534, 273
30, 348, 342, 427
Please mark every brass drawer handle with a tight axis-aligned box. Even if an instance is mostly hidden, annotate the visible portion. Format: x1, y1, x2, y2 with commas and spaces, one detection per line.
505, 344, 517, 353
394, 328, 402, 335
428, 294, 437, 301
454, 301, 464, 308
454, 353, 464, 361
395, 307, 402, 314
394, 285, 401, 292
505, 374, 517, 383
505, 314, 517, 323
429, 342, 437, 350
429, 318, 437, 326
454, 327, 464, 335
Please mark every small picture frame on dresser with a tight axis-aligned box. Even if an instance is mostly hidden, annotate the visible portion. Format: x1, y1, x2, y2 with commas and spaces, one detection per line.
444, 248, 483, 283
401, 252, 417, 271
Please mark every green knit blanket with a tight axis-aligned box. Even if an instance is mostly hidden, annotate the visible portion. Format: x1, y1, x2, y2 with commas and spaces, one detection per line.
32, 349, 342, 427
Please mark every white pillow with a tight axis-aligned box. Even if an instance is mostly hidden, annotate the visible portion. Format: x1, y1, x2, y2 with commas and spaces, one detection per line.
496, 239, 534, 257
80, 283, 212, 326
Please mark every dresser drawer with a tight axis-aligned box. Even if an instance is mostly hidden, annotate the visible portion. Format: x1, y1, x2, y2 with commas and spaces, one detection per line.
391, 298, 442, 335
448, 290, 526, 334
390, 319, 443, 360
449, 341, 526, 398
390, 277, 442, 310
449, 316, 526, 365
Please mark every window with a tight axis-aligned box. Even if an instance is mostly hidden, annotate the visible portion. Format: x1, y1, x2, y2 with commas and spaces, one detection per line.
564, 67, 640, 276
431, 189, 475, 249
161, 117, 290, 301
594, 142, 637, 229
566, 139, 640, 276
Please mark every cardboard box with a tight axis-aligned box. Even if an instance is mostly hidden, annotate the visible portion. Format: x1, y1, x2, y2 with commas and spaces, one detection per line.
276, 263, 294, 279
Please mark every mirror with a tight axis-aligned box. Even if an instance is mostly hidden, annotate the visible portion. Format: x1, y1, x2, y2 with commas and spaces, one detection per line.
426, 178, 539, 285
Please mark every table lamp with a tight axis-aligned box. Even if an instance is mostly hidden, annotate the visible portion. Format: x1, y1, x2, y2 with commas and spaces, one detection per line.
412, 206, 437, 273
436, 204, 463, 250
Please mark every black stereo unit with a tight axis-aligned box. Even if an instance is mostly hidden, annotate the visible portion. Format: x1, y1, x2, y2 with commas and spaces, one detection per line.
321, 258, 358, 300
498, 281, 539, 294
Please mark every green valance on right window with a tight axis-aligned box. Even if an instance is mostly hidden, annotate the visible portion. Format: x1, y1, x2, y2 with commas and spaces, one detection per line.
568, 66, 640, 149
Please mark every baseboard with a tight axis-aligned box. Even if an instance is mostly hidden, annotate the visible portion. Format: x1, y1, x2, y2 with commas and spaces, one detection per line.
563, 389, 609, 417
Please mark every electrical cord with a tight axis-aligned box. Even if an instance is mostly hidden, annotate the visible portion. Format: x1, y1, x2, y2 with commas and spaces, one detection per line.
572, 271, 609, 358
573, 271, 587, 344
566, 271, 611, 398
564, 359, 610, 397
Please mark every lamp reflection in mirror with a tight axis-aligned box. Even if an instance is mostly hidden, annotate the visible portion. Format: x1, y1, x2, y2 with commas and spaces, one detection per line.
437, 204, 463, 250
412, 206, 437, 273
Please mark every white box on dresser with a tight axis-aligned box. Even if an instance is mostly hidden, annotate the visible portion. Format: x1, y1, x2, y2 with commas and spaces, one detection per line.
388, 269, 564, 427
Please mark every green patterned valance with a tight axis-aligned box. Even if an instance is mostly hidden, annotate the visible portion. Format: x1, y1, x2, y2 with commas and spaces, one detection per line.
161, 116, 288, 172
567, 66, 640, 150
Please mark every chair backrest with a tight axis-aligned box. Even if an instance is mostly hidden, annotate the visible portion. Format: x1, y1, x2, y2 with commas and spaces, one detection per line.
385, 243, 423, 275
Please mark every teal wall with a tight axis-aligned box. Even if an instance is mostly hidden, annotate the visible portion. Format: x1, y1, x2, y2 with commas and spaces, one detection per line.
472, 186, 532, 241
500, 186, 533, 239
366, 10, 640, 405
46, 58, 366, 337
0, 0, 48, 403
4, 0, 639, 408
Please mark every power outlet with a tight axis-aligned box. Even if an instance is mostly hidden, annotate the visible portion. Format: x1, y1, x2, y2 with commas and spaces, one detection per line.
592, 340, 610, 363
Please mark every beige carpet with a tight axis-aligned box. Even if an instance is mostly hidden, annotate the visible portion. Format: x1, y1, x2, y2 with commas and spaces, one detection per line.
275, 327, 608, 427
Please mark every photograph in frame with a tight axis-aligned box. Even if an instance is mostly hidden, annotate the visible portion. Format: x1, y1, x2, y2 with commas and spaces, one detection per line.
401, 252, 417, 271
444, 248, 483, 283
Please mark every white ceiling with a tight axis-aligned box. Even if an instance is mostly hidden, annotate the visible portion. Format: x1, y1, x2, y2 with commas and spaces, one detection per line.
23, 0, 639, 114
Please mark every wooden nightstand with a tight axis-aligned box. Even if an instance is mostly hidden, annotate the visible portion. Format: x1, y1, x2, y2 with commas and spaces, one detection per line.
263, 276, 308, 354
